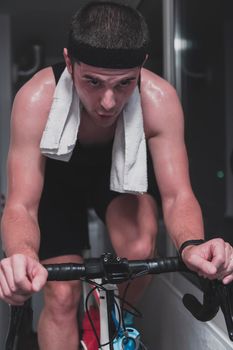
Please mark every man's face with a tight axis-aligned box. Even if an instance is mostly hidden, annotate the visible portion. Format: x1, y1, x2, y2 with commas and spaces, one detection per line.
71, 62, 141, 128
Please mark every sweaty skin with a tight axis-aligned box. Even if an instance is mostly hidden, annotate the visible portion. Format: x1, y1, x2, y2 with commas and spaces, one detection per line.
2, 56, 233, 298
1, 50, 233, 350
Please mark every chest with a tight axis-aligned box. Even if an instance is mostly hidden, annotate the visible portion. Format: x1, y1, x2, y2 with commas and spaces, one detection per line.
77, 112, 116, 145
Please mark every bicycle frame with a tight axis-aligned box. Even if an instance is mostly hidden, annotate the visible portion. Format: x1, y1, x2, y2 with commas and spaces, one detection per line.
4, 253, 233, 350
82, 279, 141, 350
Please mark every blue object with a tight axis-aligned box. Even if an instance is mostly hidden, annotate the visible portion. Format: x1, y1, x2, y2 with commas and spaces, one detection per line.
113, 327, 140, 350
123, 311, 134, 327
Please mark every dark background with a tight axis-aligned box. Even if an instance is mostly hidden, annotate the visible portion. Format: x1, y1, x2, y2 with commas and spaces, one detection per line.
176, 0, 233, 244
0, 0, 232, 244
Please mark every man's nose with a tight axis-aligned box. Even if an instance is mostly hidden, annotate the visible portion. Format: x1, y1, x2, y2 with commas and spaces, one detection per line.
100, 90, 116, 111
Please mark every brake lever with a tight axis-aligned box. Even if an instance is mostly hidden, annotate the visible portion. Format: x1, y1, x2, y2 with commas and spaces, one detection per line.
182, 279, 219, 322
216, 282, 233, 341
182, 278, 233, 341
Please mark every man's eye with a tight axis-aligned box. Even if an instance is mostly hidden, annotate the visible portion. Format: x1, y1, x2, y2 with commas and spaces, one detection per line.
89, 79, 99, 86
119, 80, 131, 87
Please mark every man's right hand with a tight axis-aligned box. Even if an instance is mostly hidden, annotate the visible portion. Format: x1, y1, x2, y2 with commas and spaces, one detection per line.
0, 254, 48, 305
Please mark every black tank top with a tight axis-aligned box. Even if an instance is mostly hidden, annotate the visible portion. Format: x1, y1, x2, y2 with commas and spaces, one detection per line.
39, 62, 114, 197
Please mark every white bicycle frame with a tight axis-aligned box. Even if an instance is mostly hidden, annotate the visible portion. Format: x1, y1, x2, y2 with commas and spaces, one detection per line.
82, 279, 141, 350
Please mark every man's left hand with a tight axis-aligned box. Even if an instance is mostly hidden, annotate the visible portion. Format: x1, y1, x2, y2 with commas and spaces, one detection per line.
181, 238, 233, 284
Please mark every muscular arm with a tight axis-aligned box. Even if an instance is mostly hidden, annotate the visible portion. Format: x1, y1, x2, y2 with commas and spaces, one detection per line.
0, 68, 56, 304
1, 68, 54, 259
141, 69, 204, 249
141, 69, 233, 283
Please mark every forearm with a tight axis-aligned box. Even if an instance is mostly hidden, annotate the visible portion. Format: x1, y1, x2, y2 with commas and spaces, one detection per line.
1, 203, 40, 260
162, 192, 204, 250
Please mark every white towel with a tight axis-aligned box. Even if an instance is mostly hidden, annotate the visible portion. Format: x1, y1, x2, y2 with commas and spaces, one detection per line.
40, 67, 148, 194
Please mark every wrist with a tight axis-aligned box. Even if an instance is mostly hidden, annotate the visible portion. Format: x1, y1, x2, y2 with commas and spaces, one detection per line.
178, 239, 205, 260
4, 246, 39, 261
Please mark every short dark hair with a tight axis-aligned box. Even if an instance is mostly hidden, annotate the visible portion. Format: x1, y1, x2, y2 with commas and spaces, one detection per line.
67, 1, 150, 64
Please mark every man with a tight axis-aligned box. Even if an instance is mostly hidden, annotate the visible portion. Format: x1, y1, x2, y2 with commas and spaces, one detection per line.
1, 2, 233, 350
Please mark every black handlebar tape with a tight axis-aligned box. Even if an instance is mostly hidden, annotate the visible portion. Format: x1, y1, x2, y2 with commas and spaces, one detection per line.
182, 293, 219, 321
128, 257, 188, 275
45, 263, 86, 281
44, 257, 188, 281
148, 257, 188, 273
84, 258, 105, 279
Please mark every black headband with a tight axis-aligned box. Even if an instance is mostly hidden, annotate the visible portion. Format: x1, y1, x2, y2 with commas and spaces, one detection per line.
69, 43, 147, 68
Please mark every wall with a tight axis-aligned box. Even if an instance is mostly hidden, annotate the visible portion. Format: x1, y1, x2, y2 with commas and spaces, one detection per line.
136, 274, 233, 350
0, 1, 232, 349
174, 0, 233, 243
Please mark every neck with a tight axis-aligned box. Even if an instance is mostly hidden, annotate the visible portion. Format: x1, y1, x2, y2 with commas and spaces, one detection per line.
78, 109, 117, 145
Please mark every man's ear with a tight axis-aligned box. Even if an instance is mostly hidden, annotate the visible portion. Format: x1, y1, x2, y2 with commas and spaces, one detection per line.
63, 48, 73, 74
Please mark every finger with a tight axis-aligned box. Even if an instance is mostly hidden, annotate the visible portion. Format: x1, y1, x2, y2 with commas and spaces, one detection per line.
188, 254, 217, 276
209, 240, 226, 271
222, 274, 233, 285
219, 243, 232, 272
0, 269, 12, 299
224, 244, 233, 268
0, 285, 22, 305
30, 264, 48, 292
12, 256, 32, 293
217, 257, 233, 281
0, 272, 26, 305
0, 260, 16, 293
215, 245, 233, 280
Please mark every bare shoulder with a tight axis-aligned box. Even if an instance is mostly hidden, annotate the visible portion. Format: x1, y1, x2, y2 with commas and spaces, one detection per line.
12, 66, 55, 139
141, 68, 178, 102
140, 68, 184, 138
15, 66, 55, 106
17, 67, 55, 99
6, 67, 56, 208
